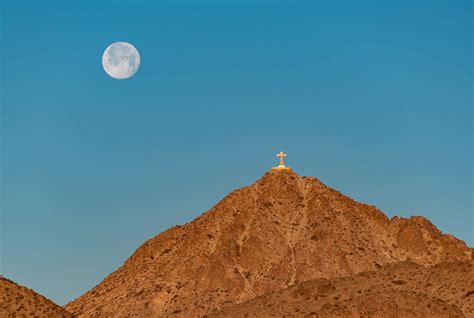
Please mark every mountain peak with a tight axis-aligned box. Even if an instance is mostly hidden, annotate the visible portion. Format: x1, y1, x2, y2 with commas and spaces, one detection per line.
0, 277, 73, 318
255, 168, 324, 192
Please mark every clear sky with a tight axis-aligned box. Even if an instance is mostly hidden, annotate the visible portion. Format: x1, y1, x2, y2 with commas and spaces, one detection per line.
1, 0, 472, 306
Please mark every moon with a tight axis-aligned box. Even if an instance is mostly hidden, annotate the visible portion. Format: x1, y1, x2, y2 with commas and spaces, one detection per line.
102, 42, 140, 79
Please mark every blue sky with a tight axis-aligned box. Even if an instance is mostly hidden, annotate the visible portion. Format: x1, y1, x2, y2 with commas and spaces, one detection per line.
1, 0, 472, 305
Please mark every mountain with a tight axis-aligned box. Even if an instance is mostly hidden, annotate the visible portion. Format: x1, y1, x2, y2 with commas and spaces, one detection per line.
0, 276, 73, 317
65, 169, 472, 317
210, 260, 474, 317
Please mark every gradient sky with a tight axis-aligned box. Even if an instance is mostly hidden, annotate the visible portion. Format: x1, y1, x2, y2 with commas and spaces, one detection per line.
1, 0, 472, 306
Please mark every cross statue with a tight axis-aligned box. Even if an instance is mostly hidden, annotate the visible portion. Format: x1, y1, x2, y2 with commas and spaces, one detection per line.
272, 151, 291, 170
277, 151, 287, 167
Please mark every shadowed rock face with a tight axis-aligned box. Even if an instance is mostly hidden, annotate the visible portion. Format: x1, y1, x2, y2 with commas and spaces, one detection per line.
0, 276, 73, 318
209, 261, 474, 317
65, 170, 472, 317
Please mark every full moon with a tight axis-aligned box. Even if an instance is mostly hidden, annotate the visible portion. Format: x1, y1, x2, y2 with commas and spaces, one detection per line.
102, 42, 140, 79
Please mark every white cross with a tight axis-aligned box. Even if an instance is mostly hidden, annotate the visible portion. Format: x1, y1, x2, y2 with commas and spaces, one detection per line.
277, 151, 287, 167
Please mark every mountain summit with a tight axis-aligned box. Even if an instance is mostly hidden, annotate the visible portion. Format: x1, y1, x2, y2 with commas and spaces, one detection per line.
66, 169, 472, 317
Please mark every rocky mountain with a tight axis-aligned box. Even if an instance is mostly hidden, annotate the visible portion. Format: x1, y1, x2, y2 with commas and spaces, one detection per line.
65, 169, 472, 317
0, 276, 73, 318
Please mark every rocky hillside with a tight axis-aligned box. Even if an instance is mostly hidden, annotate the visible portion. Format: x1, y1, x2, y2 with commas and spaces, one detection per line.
66, 169, 472, 317
210, 260, 474, 317
0, 276, 73, 317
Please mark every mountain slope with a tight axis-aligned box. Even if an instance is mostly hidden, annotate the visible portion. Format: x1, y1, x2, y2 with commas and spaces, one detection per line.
66, 169, 471, 317
0, 276, 73, 318
210, 260, 474, 317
